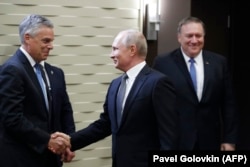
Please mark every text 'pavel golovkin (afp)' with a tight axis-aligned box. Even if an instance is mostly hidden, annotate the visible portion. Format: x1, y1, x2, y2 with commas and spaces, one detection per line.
148, 151, 249, 167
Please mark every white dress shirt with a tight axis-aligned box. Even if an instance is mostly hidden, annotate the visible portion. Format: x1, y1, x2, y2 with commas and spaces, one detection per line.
181, 49, 204, 101
121, 61, 146, 111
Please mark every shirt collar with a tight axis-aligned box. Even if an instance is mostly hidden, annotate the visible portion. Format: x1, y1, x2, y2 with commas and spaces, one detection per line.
126, 61, 146, 79
180, 47, 203, 64
20, 46, 45, 67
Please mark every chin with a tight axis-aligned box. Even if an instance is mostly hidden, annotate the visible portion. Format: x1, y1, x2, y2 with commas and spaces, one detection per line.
42, 56, 48, 60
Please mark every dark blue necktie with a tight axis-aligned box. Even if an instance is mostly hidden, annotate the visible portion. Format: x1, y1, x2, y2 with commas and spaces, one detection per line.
34, 63, 50, 111
116, 74, 128, 125
189, 58, 197, 92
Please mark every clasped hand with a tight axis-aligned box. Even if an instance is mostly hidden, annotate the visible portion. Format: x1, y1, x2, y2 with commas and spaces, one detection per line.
48, 132, 75, 162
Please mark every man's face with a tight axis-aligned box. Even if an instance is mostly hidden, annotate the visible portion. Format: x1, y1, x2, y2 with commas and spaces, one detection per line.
110, 33, 132, 72
178, 22, 204, 57
25, 26, 54, 62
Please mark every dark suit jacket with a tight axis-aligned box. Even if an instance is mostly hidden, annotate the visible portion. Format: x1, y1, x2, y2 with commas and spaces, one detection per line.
70, 64, 178, 167
153, 48, 238, 150
0, 49, 75, 167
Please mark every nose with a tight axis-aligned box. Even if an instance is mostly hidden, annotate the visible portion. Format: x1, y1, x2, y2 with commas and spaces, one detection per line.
110, 51, 115, 59
190, 36, 198, 43
48, 42, 53, 50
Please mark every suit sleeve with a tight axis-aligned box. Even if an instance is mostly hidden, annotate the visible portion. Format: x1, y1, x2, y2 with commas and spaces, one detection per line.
153, 76, 179, 150
221, 57, 239, 144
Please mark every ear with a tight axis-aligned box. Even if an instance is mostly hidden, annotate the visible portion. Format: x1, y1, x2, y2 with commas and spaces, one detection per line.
130, 44, 136, 56
177, 34, 181, 43
24, 33, 31, 43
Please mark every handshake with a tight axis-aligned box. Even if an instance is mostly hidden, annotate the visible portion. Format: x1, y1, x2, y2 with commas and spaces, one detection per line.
48, 132, 74, 162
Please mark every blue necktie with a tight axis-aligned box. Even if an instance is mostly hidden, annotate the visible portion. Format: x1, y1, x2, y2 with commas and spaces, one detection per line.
189, 58, 197, 92
34, 63, 49, 111
116, 74, 128, 125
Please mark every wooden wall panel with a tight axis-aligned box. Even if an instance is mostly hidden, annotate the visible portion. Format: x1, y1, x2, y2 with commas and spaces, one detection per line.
0, 1, 142, 167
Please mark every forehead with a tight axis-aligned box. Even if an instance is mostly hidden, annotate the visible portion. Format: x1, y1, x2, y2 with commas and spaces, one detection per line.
181, 22, 204, 34
34, 27, 54, 37
112, 33, 124, 46
37, 26, 53, 33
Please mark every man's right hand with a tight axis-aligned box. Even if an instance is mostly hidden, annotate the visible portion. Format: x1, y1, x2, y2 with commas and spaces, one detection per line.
48, 132, 71, 154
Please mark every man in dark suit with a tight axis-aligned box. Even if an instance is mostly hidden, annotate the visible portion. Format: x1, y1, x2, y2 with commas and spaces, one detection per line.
153, 16, 238, 150
0, 14, 75, 167
58, 29, 178, 167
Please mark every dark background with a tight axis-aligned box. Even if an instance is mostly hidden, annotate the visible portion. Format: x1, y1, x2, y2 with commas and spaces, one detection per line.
191, 0, 249, 150
145, 0, 249, 150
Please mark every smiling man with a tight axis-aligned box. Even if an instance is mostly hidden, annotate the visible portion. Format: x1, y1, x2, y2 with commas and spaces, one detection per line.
57, 29, 179, 167
153, 16, 239, 151
0, 14, 75, 167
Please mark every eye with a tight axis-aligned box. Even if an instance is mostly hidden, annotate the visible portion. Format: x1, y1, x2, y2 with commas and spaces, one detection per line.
42, 38, 52, 44
112, 47, 118, 51
186, 34, 193, 38
195, 34, 202, 38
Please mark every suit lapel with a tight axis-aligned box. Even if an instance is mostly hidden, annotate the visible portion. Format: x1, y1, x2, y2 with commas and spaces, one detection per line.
112, 77, 122, 130
174, 50, 211, 102
15, 49, 48, 118
44, 63, 53, 92
174, 50, 197, 95
18, 51, 44, 98
119, 65, 149, 126
200, 52, 211, 101
43, 63, 53, 122
18, 51, 49, 115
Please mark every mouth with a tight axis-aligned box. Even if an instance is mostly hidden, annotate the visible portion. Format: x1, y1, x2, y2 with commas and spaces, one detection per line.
43, 52, 49, 56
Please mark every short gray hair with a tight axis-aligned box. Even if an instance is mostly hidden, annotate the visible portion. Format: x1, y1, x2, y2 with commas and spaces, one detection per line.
19, 14, 54, 44
119, 29, 148, 57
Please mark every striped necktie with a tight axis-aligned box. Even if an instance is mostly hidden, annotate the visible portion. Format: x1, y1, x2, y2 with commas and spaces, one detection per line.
189, 58, 197, 92
116, 73, 128, 125
34, 63, 50, 111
